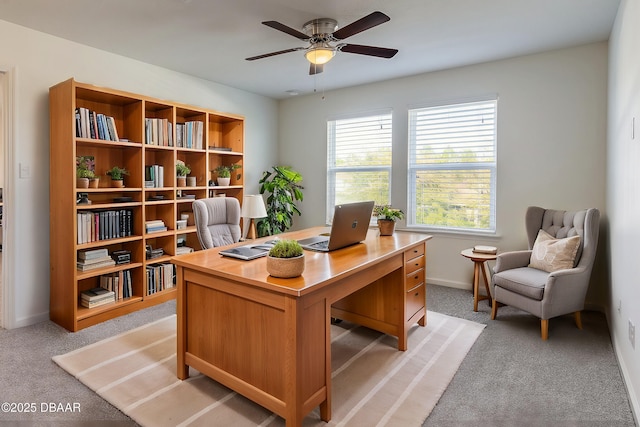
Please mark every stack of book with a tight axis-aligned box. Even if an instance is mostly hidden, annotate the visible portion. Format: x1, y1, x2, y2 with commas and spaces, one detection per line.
77, 249, 116, 271
80, 287, 115, 308
175, 246, 194, 255
145, 219, 167, 234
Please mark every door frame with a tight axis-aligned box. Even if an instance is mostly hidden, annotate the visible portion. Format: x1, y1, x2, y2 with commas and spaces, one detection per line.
0, 66, 16, 329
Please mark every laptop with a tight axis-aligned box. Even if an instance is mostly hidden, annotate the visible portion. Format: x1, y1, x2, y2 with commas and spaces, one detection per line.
298, 201, 375, 252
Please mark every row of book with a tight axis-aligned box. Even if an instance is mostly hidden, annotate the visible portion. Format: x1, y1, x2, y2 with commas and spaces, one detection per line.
99, 269, 133, 301
176, 121, 204, 149
77, 209, 134, 244
145, 219, 167, 234
75, 107, 120, 141
144, 164, 165, 188
146, 263, 175, 295
145, 118, 173, 147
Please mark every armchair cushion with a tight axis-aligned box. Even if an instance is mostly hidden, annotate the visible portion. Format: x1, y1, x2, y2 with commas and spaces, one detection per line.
529, 229, 581, 273
493, 267, 549, 300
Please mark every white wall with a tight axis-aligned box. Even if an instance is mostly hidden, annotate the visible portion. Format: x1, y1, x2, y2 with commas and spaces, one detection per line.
279, 43, 608, 301
607, 0, 640, 419
0, 19, 278, 328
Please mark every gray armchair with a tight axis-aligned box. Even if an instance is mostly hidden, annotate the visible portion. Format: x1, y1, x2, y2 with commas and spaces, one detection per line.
491, 206, 600, 340
192, 197, 241, 249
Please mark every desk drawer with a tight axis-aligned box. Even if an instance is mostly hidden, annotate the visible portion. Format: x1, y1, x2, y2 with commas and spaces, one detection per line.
406, 283, 425, 321
406, 267, 424, 291
405, 254, 425, 275
404, 244, 425, 261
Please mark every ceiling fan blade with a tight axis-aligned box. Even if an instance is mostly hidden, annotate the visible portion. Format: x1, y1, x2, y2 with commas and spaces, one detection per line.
340, 44, 398, 59
246, 47, 304, 61
309, 63, 324, 75
262, 21, 309, 40
332, 11, 390, 40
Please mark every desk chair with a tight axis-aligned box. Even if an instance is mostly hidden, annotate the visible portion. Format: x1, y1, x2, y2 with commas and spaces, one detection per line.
192, 197, 241, 249
491, 206, 600, 340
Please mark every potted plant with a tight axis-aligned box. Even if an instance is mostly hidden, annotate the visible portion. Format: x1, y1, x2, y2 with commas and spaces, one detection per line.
266, 239, 305, 278
76, 167, 95, 188
213, 163, 241, 186
106, 166, 129, 188
373, 205, 405, 236
257, 166, 304, 237
176, 160, 190, 187
76, 156, 96, 188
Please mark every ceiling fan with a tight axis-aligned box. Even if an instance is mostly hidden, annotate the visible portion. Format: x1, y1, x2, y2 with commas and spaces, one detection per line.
246, 11, 398, 75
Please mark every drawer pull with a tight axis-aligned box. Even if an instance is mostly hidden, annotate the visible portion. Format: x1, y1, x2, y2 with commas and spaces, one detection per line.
414, 292, 419, 297
414, 275, 419, 280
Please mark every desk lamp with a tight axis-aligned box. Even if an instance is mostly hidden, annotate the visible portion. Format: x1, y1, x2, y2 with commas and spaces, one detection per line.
242, 195, 267, 240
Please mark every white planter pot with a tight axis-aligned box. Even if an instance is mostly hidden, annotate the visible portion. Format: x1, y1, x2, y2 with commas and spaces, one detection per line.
217, 177, 231, 186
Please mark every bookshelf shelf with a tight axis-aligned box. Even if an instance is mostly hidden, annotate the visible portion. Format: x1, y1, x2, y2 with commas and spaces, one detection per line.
50, 78, 245, 331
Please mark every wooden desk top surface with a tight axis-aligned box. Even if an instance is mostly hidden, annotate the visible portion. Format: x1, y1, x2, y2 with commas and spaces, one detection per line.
172, 227, 431, 297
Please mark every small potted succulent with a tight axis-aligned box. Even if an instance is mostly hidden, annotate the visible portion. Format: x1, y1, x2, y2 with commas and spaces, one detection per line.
106, 166, 129, 188
266, 239, 305, 278
373, 205, 405, 236
213, 163, 241, 187
176, 160, 190, 187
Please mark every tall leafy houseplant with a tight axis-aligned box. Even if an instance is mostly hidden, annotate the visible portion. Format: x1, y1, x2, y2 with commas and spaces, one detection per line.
257, 166, 304, 237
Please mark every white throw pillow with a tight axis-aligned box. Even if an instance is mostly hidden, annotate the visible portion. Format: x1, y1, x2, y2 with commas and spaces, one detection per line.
529, 229, 581, 273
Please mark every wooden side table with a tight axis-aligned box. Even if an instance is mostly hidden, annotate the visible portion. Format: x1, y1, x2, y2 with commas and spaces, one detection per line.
460, 248, 497, 312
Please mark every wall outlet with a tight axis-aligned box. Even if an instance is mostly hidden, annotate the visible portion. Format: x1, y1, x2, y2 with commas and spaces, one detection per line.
629, 320, 635, 349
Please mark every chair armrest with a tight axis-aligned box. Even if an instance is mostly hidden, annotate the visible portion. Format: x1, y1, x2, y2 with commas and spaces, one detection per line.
494, 250, 532, 273
542, 266, 591, 317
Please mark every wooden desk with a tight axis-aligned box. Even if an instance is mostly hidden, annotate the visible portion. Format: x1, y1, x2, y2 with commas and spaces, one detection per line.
173, 227, 431, 427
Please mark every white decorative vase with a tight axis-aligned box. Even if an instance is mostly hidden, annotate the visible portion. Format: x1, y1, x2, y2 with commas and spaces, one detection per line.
187, 176, 197, 187
217, 177, 231, 186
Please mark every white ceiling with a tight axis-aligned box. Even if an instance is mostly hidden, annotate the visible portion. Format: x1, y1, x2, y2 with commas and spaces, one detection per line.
0, 0, 620, 99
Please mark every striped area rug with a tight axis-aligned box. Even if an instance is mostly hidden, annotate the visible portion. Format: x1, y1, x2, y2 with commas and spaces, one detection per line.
53, 312, 484, 426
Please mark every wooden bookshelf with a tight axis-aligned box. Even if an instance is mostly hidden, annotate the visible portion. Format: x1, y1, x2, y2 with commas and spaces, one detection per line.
49, 78, 245, 331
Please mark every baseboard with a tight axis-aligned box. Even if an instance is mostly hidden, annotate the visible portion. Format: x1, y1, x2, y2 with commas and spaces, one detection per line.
13, 310, 50, 329
606, 308, 640, 425
427, 277, 471, 291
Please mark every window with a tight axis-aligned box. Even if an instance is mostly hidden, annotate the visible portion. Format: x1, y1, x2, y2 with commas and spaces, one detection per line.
327, 111, 392, 222
408, 99, 497, 232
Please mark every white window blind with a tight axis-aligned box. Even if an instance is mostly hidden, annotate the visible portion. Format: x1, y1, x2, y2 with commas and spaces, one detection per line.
327, 112, 392, 222
408, 99, 497, 232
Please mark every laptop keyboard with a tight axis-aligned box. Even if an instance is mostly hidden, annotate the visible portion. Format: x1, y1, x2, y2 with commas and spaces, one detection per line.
309, 240, 329, 249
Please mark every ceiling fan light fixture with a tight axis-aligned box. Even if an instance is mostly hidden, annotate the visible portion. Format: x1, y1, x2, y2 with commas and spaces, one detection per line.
305, 46, 335, 65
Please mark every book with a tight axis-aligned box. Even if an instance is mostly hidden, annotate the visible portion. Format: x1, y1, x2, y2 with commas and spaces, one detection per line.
80, 287, 115, 302
80, 287, 116, 307
77, 255, 113, 265
175, 246, 194, 255
76, 258, 116, 271
472, 245, 498, 255
220, 242, 276, 260
78, 248, 108, 260
80, 297, 115, 309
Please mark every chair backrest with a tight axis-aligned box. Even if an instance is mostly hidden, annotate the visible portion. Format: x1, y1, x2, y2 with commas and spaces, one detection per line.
192, 197, 241, 249
525, 206, 600, 269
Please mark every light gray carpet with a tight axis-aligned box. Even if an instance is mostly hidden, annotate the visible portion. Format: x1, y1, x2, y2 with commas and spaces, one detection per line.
0, 284, 635, 426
